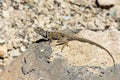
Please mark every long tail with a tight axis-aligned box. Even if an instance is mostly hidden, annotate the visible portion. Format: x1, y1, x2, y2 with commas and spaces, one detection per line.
69, 37, 115, 67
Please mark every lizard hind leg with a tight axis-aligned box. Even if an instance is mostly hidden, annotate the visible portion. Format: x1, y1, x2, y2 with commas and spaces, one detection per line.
56, 38, 69, 52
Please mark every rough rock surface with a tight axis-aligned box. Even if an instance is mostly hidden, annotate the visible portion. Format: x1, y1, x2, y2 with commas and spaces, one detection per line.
0, 42, 120, 80
0, 0, 120, 67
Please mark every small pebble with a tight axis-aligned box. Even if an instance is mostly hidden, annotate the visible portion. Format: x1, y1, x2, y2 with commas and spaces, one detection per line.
12, 49, 22, 58
2, 11, 10, 18
0, 50, 4, 58
0, 45, 7, 58
0, 39, 5, 44
20, 46, 26, 53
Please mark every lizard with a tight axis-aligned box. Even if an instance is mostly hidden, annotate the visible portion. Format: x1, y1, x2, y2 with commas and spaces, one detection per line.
34, 27, 115, 67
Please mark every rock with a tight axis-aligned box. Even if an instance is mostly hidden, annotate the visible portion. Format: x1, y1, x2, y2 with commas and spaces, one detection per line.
0, 50, 4, 58
96, 0, 117, 9
20, 46, 26, 53
13, 0, 21, 3
110, 5, 120, 19
0, 45, 7, 58
0, 42, 120, 80
2, 11, 10, 18
0, 43, 53, 80
12, 49, 22, 58
7, 41, 14, 50
70, 0, 95, 6
0, 19, 4, 28
0, 0, 3, 6
0, 38, 5, 44
109, 5, 120, 30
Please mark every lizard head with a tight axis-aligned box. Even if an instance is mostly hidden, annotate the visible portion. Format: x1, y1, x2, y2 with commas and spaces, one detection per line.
34, 27, 47, 37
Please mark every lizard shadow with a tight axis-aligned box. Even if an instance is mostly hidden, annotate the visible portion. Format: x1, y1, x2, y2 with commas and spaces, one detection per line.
33, 39, 49, 43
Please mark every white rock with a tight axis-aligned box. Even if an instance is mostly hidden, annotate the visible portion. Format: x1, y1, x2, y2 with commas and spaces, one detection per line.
20, 46, 26, 53
7, 41, 14, 50
0, 38, 5, 44
97, 0, 117, 8
12, 49, 22, 58
13, 0, 21, 3
2, 11, 10, 18
0, 19, 4, 28
8, 7, 14, 12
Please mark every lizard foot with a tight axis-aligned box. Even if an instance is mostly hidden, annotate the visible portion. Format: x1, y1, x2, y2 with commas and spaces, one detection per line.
55, 39, 69, 52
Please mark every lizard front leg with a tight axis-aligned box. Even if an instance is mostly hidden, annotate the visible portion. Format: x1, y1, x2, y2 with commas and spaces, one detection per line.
56, 38, 69, 52
48, 39, 52, 45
